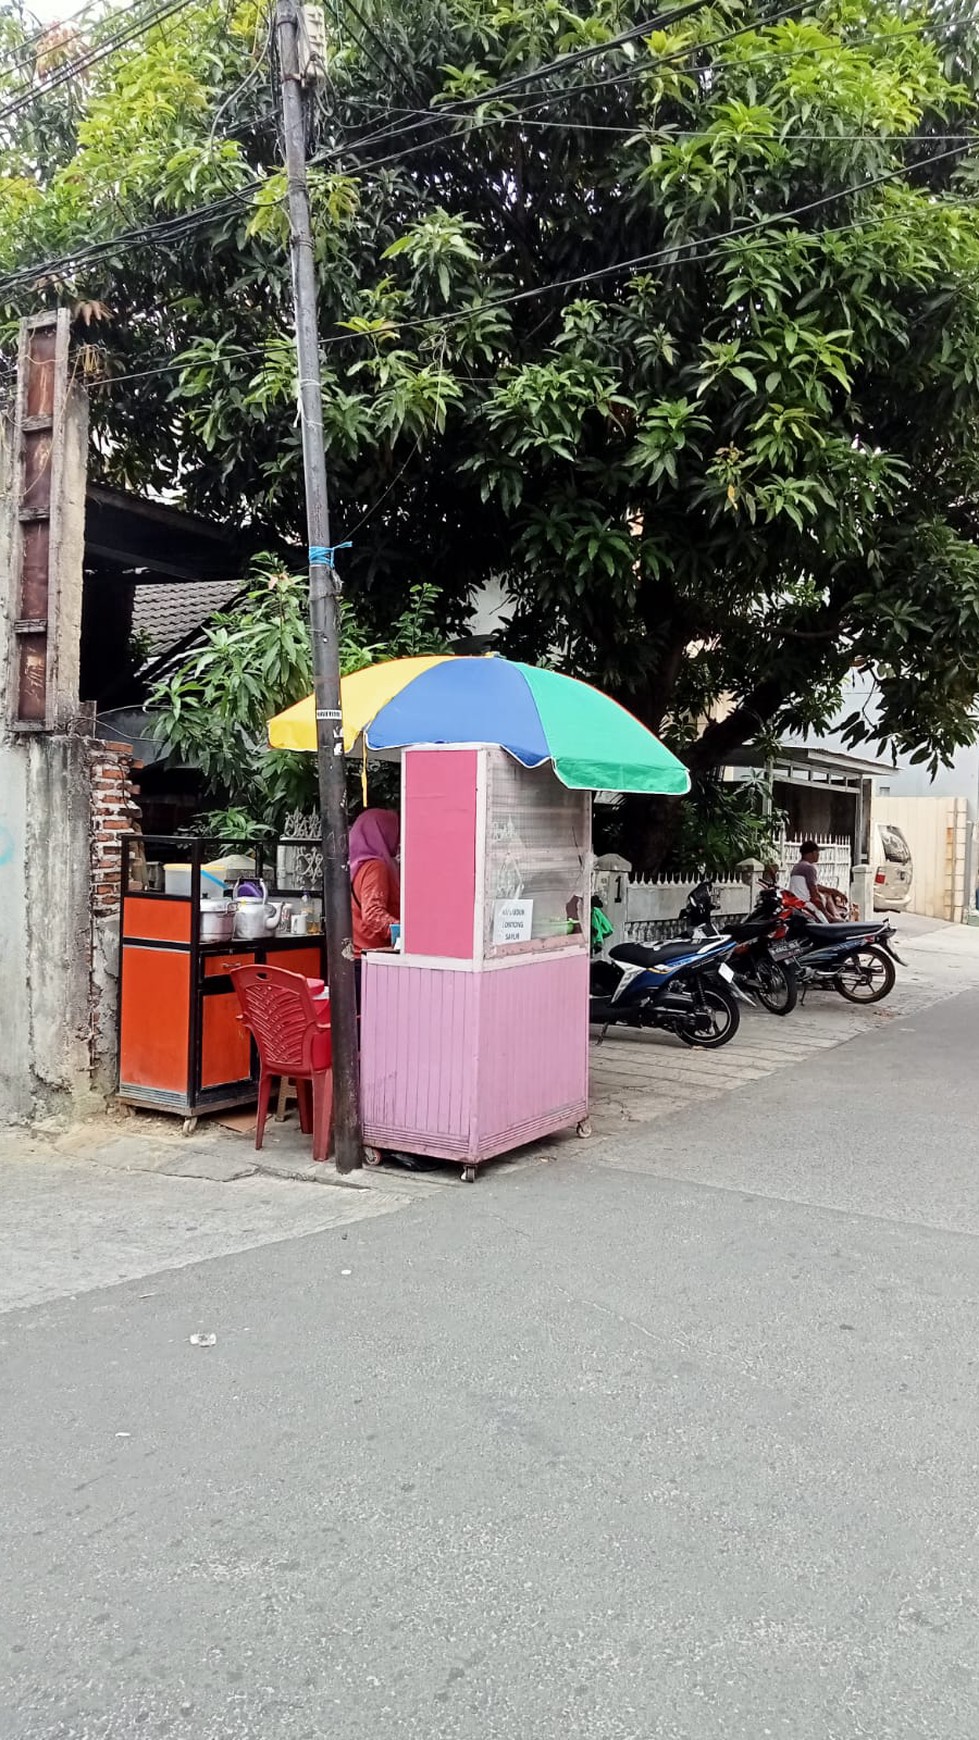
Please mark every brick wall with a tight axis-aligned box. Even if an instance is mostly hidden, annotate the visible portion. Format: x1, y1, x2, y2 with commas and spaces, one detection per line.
88, 740, 142, 1094
89, 739, 141, 918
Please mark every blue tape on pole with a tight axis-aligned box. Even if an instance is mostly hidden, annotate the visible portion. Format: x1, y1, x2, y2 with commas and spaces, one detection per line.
309, 541, 353, 568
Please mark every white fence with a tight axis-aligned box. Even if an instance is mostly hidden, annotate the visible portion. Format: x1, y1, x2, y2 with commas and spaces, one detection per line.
593, 869, 751, 946
594, 832, 856, 946
780, 834, 852, 893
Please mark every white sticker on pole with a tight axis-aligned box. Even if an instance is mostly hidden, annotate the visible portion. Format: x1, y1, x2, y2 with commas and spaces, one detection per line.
316, 708, 342, 721
492, 899, 533, 945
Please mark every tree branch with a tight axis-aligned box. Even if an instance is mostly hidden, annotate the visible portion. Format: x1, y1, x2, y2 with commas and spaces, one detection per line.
684, 675, 795, 775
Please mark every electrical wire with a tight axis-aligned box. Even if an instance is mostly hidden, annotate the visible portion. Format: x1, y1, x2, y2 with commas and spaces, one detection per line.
338, 11, 934, 166
348, 110, 979, 145
446, 0, 715, 109
206, 4, 274, 148
0, 0, 112, 83
0, 0, 196, 127
342, 0, 411, 92
0, 1, 972, 357
339, 0, 815, 160
0, 45, 972, 303
34, 133, 976, 403
0, 180, 265, 295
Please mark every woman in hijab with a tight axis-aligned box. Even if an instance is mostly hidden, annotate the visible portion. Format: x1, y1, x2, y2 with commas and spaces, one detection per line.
349, 807, 400, 956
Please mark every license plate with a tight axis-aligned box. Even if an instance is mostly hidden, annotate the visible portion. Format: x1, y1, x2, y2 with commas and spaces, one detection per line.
718, 962, 734, 982
770, 940, 799, 959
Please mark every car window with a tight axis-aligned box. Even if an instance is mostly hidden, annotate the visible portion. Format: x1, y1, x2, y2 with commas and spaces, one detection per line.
879, 825, 911, 864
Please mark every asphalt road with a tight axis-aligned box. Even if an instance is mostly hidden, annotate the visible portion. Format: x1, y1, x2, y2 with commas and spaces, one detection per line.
3, 989, 979, 1740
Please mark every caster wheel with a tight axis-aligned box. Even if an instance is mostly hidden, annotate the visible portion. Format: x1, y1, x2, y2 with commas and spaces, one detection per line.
363, 1145, 383, 1169
576, 1118, 592, 1139
182, 1116, 198, 1137
461, 1166, 477, 1184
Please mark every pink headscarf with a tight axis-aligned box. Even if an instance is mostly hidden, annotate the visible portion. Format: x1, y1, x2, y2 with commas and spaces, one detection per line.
349, 807, 400, 882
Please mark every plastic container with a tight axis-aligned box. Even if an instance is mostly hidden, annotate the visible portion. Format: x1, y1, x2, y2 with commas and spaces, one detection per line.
165, 864, 224, 898
203, 854, 255, 887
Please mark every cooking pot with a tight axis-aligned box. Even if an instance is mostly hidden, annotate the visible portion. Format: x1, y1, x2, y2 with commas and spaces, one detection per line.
233, 879, 286, 940
199, 899, 236, 943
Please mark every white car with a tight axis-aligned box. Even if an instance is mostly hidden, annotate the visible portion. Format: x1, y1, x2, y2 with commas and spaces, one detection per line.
874, 823, 913, 911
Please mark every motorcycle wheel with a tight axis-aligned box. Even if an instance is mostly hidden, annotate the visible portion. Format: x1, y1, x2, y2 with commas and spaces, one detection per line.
754, 959, 798, 1016
678, 985, 741, 1048
834, 945, 896, 1004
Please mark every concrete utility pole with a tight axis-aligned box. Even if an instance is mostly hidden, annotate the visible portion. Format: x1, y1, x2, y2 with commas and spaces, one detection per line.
275, 0, 362, 1171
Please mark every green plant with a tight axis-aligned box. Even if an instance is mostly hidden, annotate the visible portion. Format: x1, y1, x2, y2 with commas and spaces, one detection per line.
148, 562, 445, 833
673, 776, 785, 878
7, 0, 979, 867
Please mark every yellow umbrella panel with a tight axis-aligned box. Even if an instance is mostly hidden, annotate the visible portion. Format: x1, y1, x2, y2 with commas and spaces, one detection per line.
268, 655, 449, 755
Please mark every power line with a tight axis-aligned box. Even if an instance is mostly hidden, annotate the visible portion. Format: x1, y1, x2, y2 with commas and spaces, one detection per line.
0, 75, 971, 304
0, 2, 971, 318
444, 0, 715, 110
206, 4, 275, 148
336, 11, 936, 171
0, 0, 196, 127
429, 138, 979, 319
44, 136, 977, 400
339, 0, 823, 161
0, 0, 112, 83
0, 181, 264, 295
342, 0, 410, 93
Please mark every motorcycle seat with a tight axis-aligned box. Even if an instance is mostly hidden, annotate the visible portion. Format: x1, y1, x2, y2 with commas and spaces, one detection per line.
611, 939, 703, 968
804, 921, 883, 939
723, 918, 774, 940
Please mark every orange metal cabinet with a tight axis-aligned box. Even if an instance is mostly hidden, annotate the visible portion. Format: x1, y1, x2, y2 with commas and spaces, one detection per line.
118, 837, 327, 1122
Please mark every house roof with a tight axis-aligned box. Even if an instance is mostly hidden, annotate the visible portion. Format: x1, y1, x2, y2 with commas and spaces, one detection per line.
131, 579, 242, 652
85, 486, 247, 584
727, 742, 887, 790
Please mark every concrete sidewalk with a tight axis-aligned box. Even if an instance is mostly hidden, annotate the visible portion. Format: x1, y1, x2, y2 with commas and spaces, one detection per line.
6, 912, 979, 1199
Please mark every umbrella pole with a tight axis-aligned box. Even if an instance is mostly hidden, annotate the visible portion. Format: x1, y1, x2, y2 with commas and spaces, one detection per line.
277, 0, 362, 1171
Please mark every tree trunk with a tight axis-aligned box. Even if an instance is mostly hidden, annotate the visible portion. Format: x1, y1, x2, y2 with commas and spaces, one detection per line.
619, 792, 684, 875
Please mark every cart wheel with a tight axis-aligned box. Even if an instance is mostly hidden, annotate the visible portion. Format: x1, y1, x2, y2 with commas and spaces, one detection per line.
363, 1145, 383, 1169
182, 1117, 198, 1137
461, 1165, 477, 1184
576, 1118, 593, 1140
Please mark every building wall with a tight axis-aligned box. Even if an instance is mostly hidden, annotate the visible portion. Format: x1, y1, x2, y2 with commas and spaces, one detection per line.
876, 795, 969, 923
0, 318, 106, 1122
89, 742, 141, 1094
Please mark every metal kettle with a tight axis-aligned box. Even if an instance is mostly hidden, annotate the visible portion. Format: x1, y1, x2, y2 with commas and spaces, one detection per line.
233, 879, 284, 940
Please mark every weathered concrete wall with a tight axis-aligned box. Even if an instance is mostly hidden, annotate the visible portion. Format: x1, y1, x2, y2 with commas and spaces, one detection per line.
0, 746, 32, 1119
0, 723, 133, 1118
0, 419, 98, 1118
0, 329, 101, 1123
0, 737, 100, 1122
21, 734, 96, 1118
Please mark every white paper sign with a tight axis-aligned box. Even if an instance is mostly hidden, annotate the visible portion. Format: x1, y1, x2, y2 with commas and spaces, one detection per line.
492, 898, 533, 945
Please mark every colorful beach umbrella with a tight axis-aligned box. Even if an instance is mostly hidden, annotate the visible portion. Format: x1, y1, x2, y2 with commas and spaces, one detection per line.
268, 655, 690, 796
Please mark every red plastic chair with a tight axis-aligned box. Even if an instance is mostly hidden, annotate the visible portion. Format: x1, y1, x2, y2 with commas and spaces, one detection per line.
230, 965, 333, 1162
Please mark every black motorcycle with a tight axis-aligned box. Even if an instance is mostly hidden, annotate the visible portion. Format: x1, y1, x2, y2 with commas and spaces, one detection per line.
589, 926, 745, 1048
686, 879, 905, 1006
791, 912, 905, 1003
680, 881, 802, 1015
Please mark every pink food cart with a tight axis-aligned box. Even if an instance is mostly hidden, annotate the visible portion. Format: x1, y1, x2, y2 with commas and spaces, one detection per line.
360, 743, 591, 1180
